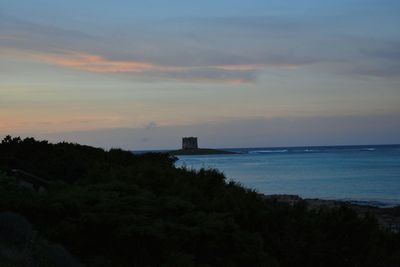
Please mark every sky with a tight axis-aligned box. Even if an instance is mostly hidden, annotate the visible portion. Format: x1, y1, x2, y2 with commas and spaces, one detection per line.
1, 0, 400, 150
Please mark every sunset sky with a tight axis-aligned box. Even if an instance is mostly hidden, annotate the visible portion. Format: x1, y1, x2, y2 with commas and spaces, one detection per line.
1, 0, 400, 149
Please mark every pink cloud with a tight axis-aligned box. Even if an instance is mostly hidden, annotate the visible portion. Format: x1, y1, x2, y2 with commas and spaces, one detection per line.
31, 52, 179, 73
15, 50, 302, 83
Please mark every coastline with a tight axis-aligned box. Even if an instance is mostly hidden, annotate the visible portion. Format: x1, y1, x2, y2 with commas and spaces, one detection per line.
264, 194, 400, 233
170, 148, 237, 155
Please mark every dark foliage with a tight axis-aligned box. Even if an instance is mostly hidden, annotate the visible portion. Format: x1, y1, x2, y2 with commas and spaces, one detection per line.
0, 212, 82, 267
0, 136, 399, 267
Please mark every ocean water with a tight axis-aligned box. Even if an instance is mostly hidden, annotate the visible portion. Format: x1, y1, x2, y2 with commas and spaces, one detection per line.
176, 145, 400, 207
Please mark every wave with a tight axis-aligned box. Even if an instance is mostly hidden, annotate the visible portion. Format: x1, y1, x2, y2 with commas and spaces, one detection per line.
293, 149, 319, 152
241, 146, 395, 154
346, 199, 400, 208
249, 149, 288, 154
248, 148, 333, 154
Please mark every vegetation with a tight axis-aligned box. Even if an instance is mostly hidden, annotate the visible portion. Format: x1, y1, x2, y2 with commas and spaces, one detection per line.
0, 136, 399, 267
0, 212, 82, 267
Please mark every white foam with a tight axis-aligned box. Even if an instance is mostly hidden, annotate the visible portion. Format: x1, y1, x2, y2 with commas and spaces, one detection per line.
250, 149, 288, 154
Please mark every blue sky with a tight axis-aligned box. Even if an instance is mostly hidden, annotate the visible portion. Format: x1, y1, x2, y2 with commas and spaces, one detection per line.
1, 0, 399, 149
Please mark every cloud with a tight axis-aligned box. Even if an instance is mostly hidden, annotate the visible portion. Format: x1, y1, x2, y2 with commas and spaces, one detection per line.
214, 63, 299, 71
0, 15, 307, 83
21, 50, 291, 83
363, 42, 400, 60
0, 35, 22, 41
0, 14, 100, 53
31, 51, 177, 73
3, 12, 400, 82
144, 121, 158, 130
352, 42, 400, 78
348, 63, 400, 78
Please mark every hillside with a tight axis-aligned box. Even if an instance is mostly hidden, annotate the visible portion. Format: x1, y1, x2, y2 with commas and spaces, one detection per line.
0, 136, 399, 267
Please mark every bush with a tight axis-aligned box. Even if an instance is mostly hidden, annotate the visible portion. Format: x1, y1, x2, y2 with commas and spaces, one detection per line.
0, 136, 399, 267
0, 212, 82, 267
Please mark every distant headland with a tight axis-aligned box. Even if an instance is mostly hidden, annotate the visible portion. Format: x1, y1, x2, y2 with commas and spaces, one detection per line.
170, 137, 236, 155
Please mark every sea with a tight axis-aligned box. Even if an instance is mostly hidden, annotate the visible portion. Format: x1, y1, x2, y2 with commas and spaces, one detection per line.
175, 145, 400, 208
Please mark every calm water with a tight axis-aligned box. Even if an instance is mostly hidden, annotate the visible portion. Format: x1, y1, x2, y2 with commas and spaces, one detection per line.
176, 145, 400, 207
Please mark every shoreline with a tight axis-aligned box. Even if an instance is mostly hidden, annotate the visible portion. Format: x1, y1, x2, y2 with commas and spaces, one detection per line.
264, 194, 400, 233
170, 148, 237, 155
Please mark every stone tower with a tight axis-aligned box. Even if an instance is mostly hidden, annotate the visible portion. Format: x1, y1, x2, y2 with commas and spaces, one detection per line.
182, 137, 198, 150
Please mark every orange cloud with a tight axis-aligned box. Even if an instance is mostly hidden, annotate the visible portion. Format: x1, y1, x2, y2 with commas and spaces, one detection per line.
31, 51, 300, 73
31, 52, 174, 73
26, 51, 256, 83
4, 49, 303, 84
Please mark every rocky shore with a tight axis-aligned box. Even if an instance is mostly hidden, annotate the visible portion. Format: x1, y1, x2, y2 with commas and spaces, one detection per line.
264, 194, 400, 233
